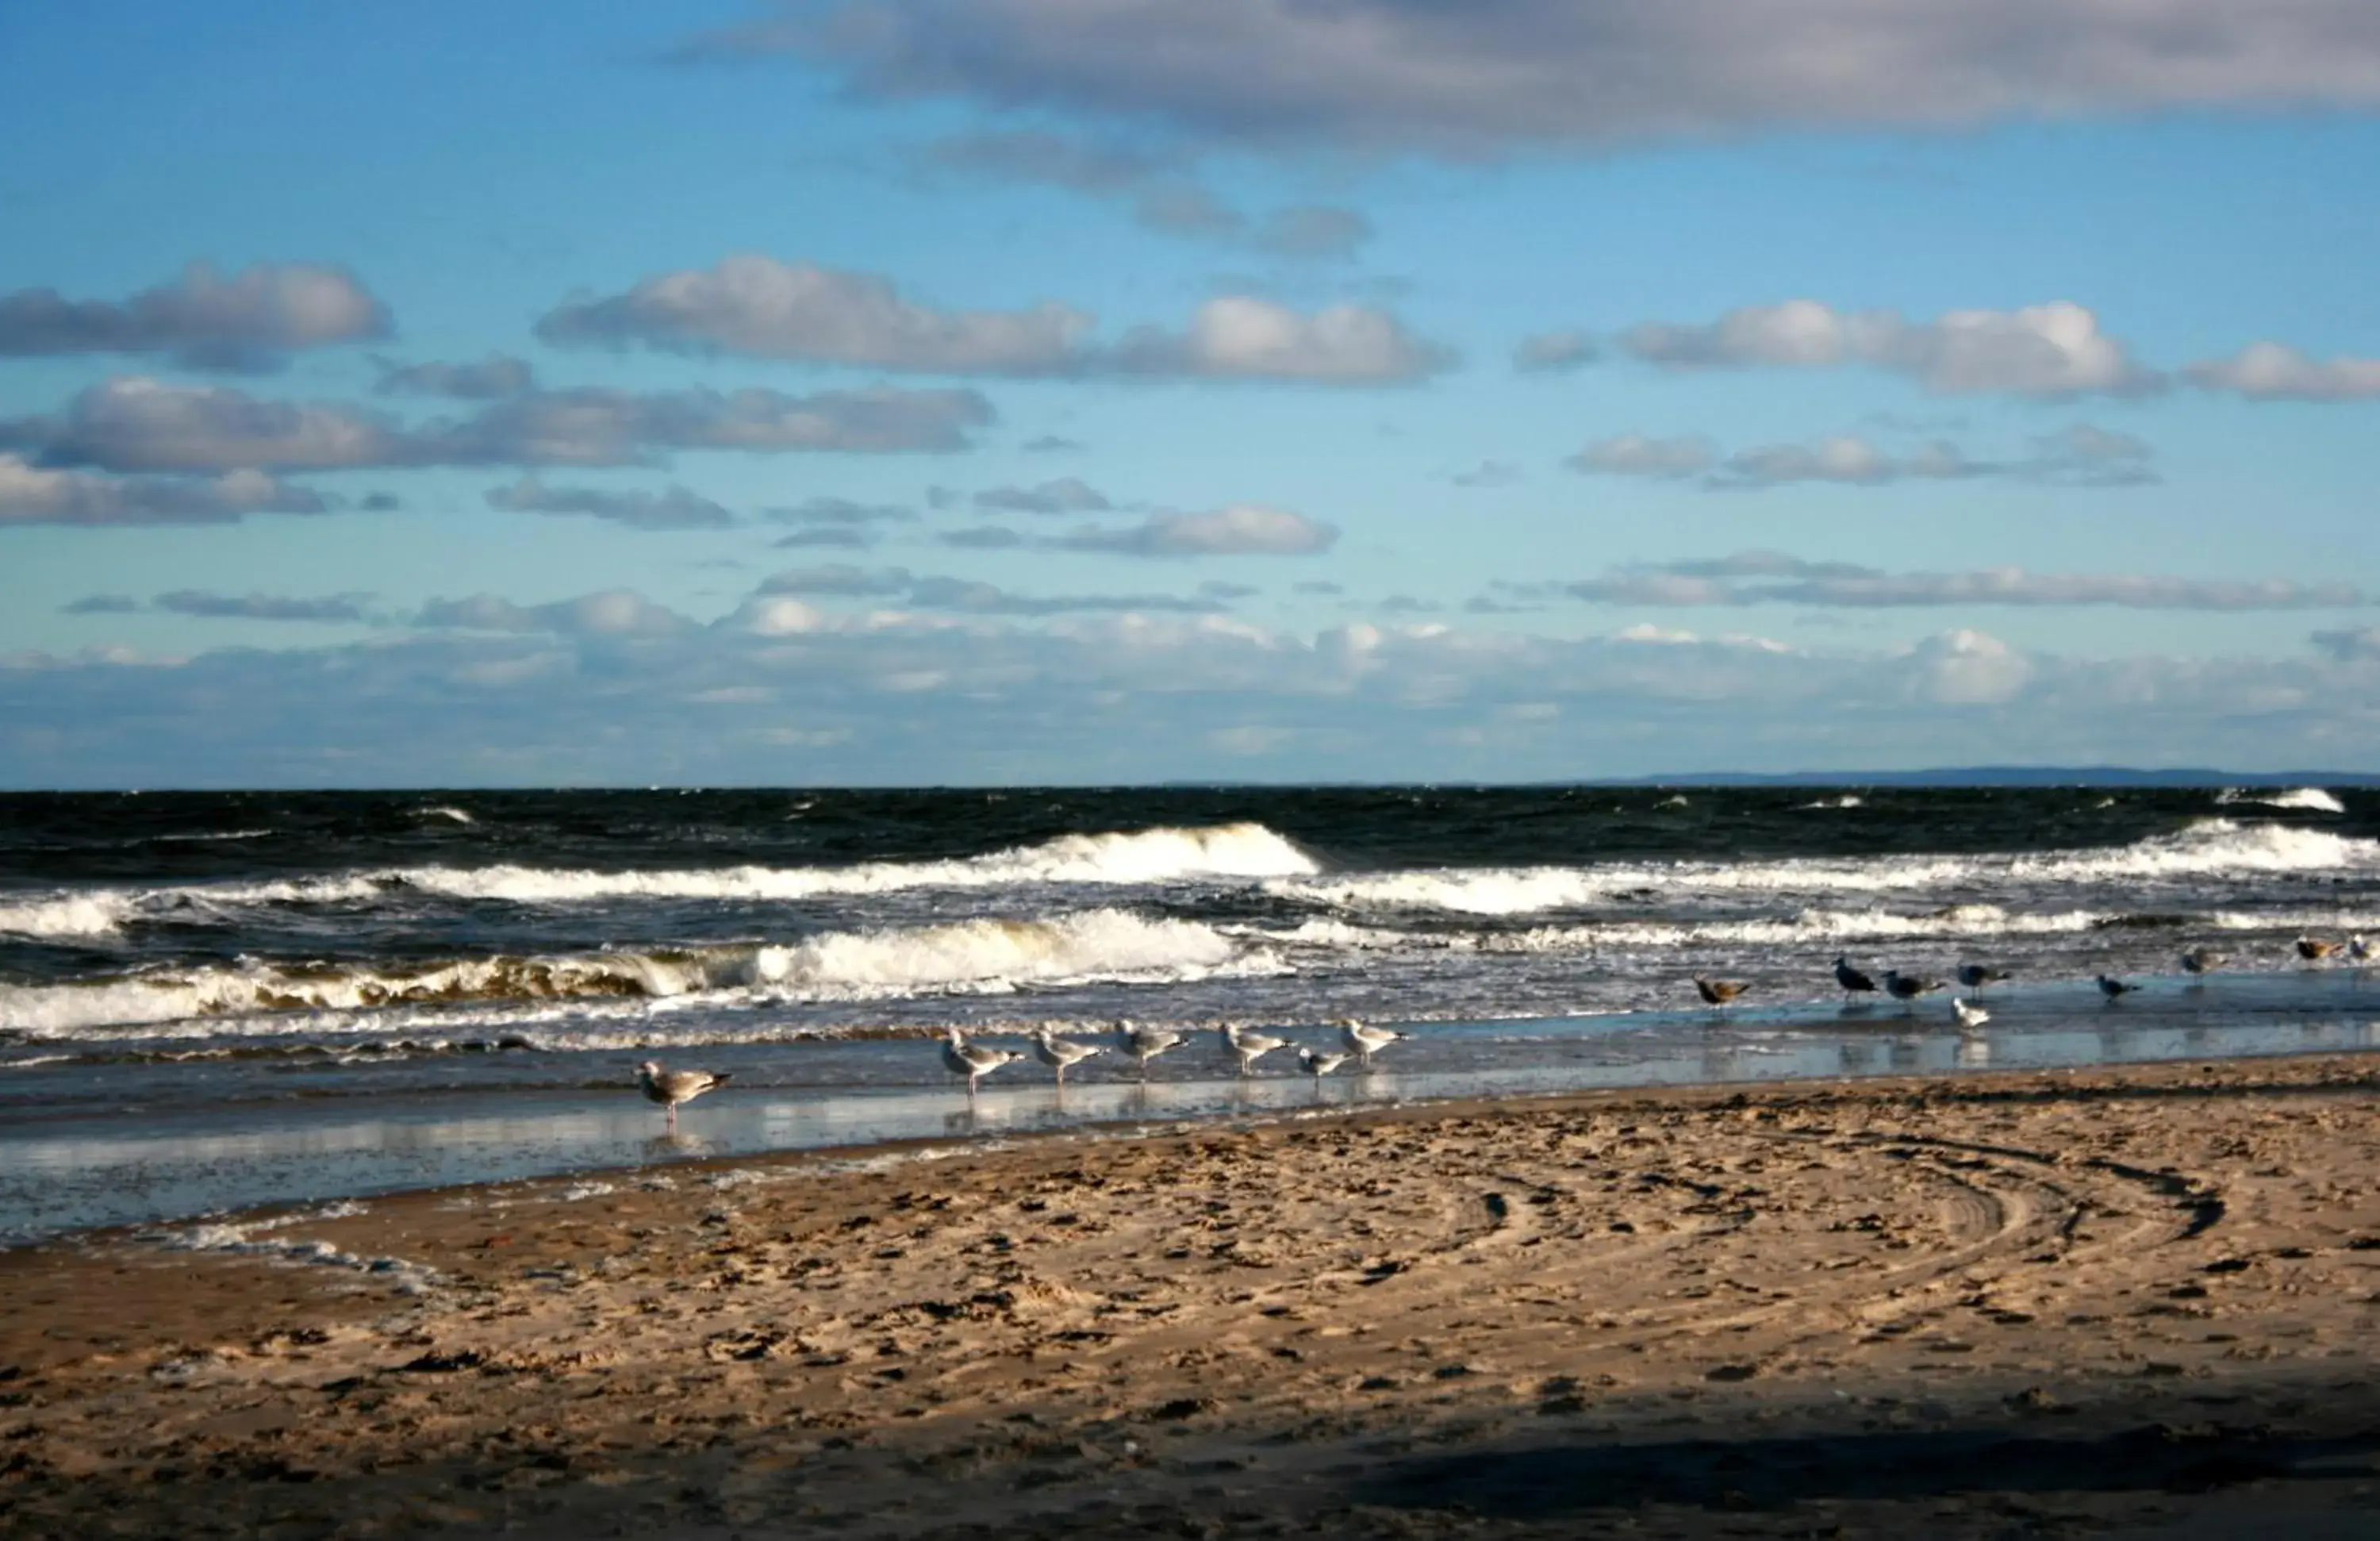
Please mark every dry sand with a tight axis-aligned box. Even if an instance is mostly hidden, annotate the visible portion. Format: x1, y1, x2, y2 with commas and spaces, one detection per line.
7, 1054, 2380, 1539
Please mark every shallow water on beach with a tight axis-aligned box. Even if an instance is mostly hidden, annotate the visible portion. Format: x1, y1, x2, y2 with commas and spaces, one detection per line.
4, 785, 2377, 1242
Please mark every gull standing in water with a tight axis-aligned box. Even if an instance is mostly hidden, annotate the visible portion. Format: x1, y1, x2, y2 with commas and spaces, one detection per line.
941, 1027, 1023, 1096
1882, 970, 1944, 1011
1113, 1020, 1184, 1079
1031, 1028, 1104, 1086
1338, 1017, 1409, 1067
2180, 945, 2224, 977
2095, 974, 2138, 1002
637, 1061, 730, 1129
1220, 1023, 1288, 1076
1951, 997, 1990, 1030
2296, 936, 2343, 965
1297, 1047, 1350, 1079
1694, 977, 1749, 1009
1955, 963, 2010, 996
1833, 955, 1879, 1002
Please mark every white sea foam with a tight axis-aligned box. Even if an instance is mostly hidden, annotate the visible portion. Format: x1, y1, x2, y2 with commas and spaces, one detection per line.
0, 892, 133, 939
419, 805, 476, 824
1269, 820, 2380, 917
1798, 794, 1865, 809
40, 820, 1319, 928
0, 908, 1259, 1035
2216, 786, 2347, 814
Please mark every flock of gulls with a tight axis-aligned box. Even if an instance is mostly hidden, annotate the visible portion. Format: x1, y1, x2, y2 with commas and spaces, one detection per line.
1687, 932, 2377, 1030
936, 1016, 1408, 1097
634, 932, 2376, 1124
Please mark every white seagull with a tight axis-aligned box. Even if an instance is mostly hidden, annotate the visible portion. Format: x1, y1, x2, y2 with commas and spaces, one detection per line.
1031, 1028, 1104, 1085
1113, 1020, 1184, 1079
941, 1027, 1023, 1095
1220, 1023, 1288, 1076
1297, 1047, 1351, 1079
1950, 997, 1990, 1030
637, 1060, 731, 1128
1338, 1017, 1409, 1067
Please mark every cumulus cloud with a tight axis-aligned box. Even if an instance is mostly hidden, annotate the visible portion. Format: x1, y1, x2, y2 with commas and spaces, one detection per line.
754, 563, 1224, 614
0, 261, 387, 371
2, 376, 995, 473
416, 590, 691, 637
2184, 341, 2380, 402
0, 452, 332, 526
537, 256, 1447, 384
1619, 300, 2157, 397
1111, 295, 1451, 382
1513, 329, 1597, 373
486, 476, 735, 530
536, 254, 1095, 374
766, 496, 917, 526
974, 477, 1113, 514
1572, 424, 2156, 490
375, 355, 536, 399
1558, 553, 2364, 611
1060, 503, 1338, 556
684, 2, 2380, 156
20, 598, 2380, 786
154, 590, 370, 623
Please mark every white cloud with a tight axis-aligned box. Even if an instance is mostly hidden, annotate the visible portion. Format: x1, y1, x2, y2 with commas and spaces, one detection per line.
973, 477, 1113, 513
0, 261, 386, 371
486, 477, 735, 530
1112, 295, 1451, 383
2, 376, 995, 473
1061, 503, 1338, 556
0, 452, 330, 526
1513, 329, 1596, 372
2184, 340, 2380, 401
686, 2, 2380, 155
1621, 300, 2157, 397
536, 253, 1095, 375
1574, 424, 2156, 490
1559, 554, 2365, 611
415, 590, 692, 637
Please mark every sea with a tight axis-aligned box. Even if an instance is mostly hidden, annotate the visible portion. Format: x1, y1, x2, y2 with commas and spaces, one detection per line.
5, 785, 2378, 1245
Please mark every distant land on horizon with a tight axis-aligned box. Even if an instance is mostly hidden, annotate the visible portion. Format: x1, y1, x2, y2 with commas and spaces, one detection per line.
1614, 767, 2380, 789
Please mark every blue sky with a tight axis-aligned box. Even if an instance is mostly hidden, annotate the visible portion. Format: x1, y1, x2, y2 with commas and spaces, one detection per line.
5, 2, 2380, 786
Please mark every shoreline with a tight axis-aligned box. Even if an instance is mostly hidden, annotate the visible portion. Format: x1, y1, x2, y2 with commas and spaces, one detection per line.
7, 1052, 2380, 1536
10, 973, 2380, 1246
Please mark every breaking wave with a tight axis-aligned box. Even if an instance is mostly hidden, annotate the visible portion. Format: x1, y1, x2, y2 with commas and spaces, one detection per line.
2216, 786, 2347, 814
0, 908, 1257, 1036
0, 893, 136, 940
1269, 820, 2380, 917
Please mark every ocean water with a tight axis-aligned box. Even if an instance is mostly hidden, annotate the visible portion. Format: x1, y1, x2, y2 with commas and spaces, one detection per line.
4, 786, 2378, 1243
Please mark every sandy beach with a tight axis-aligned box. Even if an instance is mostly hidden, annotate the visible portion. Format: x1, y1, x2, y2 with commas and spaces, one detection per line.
7, 1052, 2380, 1539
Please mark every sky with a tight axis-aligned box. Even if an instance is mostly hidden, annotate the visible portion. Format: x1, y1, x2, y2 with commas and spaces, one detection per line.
4, 1, 2380, 788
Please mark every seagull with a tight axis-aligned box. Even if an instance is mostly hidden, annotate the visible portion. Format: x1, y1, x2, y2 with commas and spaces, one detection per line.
637, 1060, 730, 1128
1882, 969, 1944, 1009
2095, 974, 2137, 1002
1833, 955, 1879, 1001
1113, 1020, 1184, 1079
1338, 1017, 1409, 1067
1031, 1028, 1104, 1086
941, 1027, 1023, 1095
1220, 1023, 1288, 1076
1297, 1047, 1351, 1079
2349, 935, 2374, 965
1693, 977, 1749, 1009
1955, 963, 2010, 995
2179, 945, 2224, 976
1950, 997, 1990, 1031
2296, 935, 2343, 964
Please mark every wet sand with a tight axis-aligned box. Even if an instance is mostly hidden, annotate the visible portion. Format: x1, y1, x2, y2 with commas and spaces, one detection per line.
6, 1053, 2380, 1538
